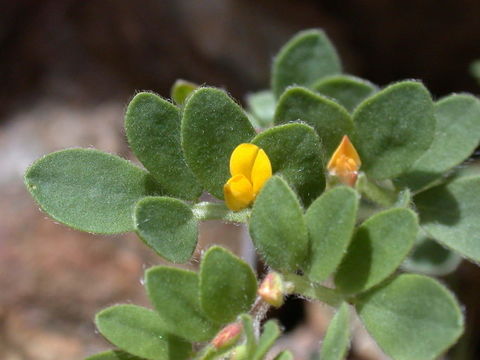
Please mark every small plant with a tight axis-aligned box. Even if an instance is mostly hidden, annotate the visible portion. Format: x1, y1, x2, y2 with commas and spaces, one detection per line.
24, 29, 480, 360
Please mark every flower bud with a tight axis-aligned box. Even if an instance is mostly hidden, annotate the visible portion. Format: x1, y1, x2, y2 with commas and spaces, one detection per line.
211, 322, 243, 349
327, 135, 361, 186
258, 272, 285, 308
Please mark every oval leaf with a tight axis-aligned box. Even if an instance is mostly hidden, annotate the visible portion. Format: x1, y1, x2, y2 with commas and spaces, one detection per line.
273, 351, 294, 360
200, 246, 257, 323
353, 81, 435, 180
249, 176, 309, 272
182, 87, 256, 199
415, 175, 480, 263
24, 148, 161, 234
134, 197, 198, 263
305, 186, 358, 282
402, 229, 462, 276
85, 351, 144, 360
335, 208, 418, 294
319, 303, 350, 360
272, 29, 341, 98
252, 123, 326, 207
95, 305, 191, 360
357, 274, 464, 360
145, 266, 221, 342
396, 94, 480, 191
246, 90, 276, 128
125, 92, 202, 200
312, 75, 377, 112
274, 87, 353, 158
252, 320, 281, 360
171, 79, 198, 105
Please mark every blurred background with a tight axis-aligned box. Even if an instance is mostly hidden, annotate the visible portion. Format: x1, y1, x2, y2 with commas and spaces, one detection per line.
1, 1, 480, 359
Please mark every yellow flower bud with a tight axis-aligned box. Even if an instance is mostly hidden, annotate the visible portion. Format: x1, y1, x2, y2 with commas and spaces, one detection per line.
224, 143, 272, 211
258, 272, 285, 308
327, 135, 361, 186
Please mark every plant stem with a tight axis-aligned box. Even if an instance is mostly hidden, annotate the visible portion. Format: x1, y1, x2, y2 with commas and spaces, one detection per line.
250, 296, 270, 338
283, 273, 345, 308
192, 202, 251, 223
356, 173, 398, 207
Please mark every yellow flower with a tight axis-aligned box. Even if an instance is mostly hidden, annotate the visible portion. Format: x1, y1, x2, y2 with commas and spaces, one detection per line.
327, 135, 361, 186
224, 143, 272, 211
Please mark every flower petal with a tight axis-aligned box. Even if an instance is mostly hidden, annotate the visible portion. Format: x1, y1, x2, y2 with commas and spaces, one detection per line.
223, 174, 255, 211
229, 143, 260, 180
327, 135, 361, 172
251, 149, 272, 194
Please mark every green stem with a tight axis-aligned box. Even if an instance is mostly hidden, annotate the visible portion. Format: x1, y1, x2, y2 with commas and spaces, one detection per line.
283, 274, 345, 308
356, 173, 398, 207
192, 202, 251, 223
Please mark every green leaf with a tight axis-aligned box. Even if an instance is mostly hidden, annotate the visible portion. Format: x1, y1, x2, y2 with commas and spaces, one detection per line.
249, 176, 309, 272
171, 79, 198, 105
305, 186, 358, 282
182, 87, 256, 199
200, 246, 257, 323
274, 87, 353, 157
273, 351, 293, 360
402, 229, 462, 276
24, 148, 161, 234
470, 59, 480, 84
319, 303, 350, 360
145, 266, 220, 342
252, 123, 326, 207
85, 350, 144, 360
415, 175, 480, 263
199, 344, 238, 360
125, 92, 202, 200
285, 273, 344, 308
95, 305, 191, 360
134, 197, 198, 263
357, 274, 464, 360
272, 29, 341, 98
252, 320, 281, 360
396, 94, 480, 191
312, 75, 377, 112
335, 208, 418, 294
353, 81, 435, 180
240, 314, 256, 358
246, 90, 276, 127
355, 173, 399, 207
